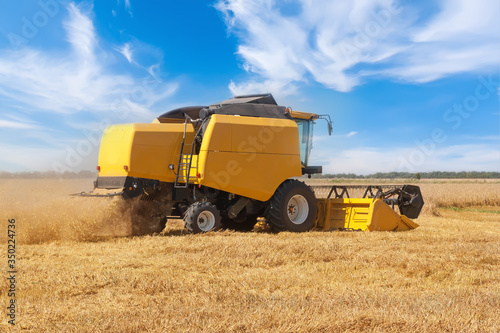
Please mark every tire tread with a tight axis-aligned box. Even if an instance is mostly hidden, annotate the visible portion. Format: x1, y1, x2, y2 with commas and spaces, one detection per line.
184, 201, 221, 233
265, 180, 317, 232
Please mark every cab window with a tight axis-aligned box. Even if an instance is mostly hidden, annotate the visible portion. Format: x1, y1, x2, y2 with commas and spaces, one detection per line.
295, 119, 313, 167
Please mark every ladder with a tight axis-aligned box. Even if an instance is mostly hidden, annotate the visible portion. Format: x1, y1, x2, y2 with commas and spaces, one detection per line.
174, 118, 201, 188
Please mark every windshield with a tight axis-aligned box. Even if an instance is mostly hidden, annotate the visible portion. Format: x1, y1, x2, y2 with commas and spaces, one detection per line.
295, 119, 313, 166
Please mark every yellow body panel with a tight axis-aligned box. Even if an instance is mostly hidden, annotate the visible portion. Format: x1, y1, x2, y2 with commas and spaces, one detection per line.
97, 123, 194, 182
316, 198, 419, 231
97, 124, 134, 177
197, 114, 302, 201
98, 114, 301, 201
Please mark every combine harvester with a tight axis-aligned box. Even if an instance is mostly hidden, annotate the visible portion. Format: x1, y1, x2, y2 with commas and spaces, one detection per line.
86, 94, 423, 234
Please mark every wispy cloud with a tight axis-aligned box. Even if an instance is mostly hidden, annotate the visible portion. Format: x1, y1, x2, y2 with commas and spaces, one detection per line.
346, 131, 357, 138
216, 0, 500, 94
63, 3, 96, 62
116, 43, 133, 63
0, 3, 177, 117
116, 0, 133, 17
0, 119, 37, 129
0, 2, 177, 171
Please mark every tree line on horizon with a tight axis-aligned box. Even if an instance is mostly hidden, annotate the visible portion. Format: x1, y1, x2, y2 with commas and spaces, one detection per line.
313, 171, 500, 179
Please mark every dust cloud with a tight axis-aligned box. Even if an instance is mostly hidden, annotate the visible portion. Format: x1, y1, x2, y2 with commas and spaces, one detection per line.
0, 179, 158, 244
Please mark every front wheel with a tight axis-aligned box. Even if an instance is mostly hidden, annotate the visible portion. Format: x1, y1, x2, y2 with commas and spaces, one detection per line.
184, 201, 222, 234
265, 180, 317, 232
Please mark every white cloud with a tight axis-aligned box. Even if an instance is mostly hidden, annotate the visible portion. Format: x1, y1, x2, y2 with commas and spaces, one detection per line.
311, 144, 500, 175
216, 0, 500, 94
0, 119, 37, 129
0, 3, 178, 172
0, 3, 177, 117
116, 43, 133, 63
116, 0, 133, 17
346, 131, 357, 137
63, 3, 96, 62
228, 79, 299, 101
412, 0, 498, 43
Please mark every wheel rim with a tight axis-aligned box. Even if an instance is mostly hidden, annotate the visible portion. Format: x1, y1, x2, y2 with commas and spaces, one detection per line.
197, 211, 216, 231
287, 194, 309, 225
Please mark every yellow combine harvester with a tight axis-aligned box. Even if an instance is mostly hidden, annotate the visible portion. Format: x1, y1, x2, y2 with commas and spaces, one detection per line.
90, 94, 423, 234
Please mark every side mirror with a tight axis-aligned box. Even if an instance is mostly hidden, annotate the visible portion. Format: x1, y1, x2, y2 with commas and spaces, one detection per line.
318, 114, 333, 136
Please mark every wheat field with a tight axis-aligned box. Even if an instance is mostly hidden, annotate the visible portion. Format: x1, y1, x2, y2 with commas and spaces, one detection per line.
0, 178, 499, 332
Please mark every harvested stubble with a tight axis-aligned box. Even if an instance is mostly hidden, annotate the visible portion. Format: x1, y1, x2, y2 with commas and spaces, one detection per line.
0, 178, 498, 332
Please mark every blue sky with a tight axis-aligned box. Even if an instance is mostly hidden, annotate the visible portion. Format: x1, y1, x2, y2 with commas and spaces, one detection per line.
0, 0, 498, 174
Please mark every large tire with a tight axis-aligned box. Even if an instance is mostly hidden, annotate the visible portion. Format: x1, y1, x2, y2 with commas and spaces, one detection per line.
184, 201, 222, 234
265, 180, 317, 232
221, 215, 258, 232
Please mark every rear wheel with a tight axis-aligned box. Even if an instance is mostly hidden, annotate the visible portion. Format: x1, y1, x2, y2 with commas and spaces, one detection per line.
184, 201, 222, 233
265, 180, 317, 232
128, 199, 168, 235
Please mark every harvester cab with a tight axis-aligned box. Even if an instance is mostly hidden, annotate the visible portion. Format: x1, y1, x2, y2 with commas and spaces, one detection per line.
88, 93, 424, 234
287, 109, 333, 175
